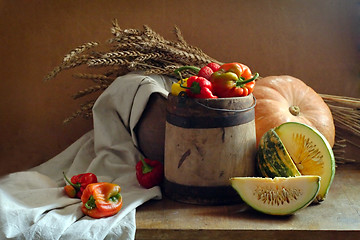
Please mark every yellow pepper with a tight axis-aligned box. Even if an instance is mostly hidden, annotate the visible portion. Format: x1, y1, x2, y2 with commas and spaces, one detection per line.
171, 78, 188, 96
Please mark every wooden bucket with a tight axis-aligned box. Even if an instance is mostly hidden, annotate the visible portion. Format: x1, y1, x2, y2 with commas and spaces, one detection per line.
163, 93, 257, 205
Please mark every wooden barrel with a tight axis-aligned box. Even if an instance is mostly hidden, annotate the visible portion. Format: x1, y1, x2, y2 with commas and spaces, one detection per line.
163, 93, 257, 205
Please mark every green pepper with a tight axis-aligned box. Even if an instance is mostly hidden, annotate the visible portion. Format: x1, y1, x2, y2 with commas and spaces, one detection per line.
210, 62, 259, 98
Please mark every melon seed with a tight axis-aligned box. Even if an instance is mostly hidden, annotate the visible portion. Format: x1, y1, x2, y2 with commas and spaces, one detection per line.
292, 133, 324, 172
254, 186, 302, 206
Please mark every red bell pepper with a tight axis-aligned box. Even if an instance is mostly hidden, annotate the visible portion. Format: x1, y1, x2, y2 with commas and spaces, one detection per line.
81, 182, 123, 218
184, 76, 217, 99
210, 62, 259, 98
136, 158, 164, 189
63, 172, 98, 198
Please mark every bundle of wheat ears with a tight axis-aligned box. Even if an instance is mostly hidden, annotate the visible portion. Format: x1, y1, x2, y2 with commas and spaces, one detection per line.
44, 19, 360, 164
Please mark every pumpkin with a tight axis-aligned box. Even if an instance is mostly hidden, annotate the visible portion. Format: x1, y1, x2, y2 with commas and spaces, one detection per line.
253, 75, 335, 147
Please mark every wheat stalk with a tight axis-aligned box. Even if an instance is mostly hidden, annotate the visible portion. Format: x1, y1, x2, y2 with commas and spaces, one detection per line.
44, 21, 220, 97
44, 55, 95, 81
72, 73, 113, 84
63, 42, 99, 62
319, 94, 360, 164
44, 21, 221, 130
72, 84, 109, 99
63, 100, 95, 124
320, 94, 360, 137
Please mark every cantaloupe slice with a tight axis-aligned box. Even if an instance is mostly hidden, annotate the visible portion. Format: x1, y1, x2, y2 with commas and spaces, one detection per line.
230, 176, 320, 215
274, 122, 335, 202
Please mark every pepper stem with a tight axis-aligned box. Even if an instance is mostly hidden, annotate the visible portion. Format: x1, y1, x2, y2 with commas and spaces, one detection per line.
174, 66, 201, 77
141, 158, 153, 174
179, 81, 190, 90
109, 193, 121, 202
179, 81, 201, 94
85, 195, 96, 210
236, 73, 259, 87
63, 172, 80, 190
289, 105, 300, 116
188, 81, 201, 94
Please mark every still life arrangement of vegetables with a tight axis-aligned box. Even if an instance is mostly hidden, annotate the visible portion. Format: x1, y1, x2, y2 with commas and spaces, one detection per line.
62, 62, 336, 217
168, 60, 336, 215
47, 22, 360, 218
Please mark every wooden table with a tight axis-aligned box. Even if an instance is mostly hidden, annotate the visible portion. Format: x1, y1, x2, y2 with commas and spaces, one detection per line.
135, 164, 360, 240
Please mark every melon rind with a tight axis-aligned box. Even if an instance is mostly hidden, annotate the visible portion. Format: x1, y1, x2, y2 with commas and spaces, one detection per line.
230, 176, 320, 215
274, 122, 335, 202
257, 129, 301, 177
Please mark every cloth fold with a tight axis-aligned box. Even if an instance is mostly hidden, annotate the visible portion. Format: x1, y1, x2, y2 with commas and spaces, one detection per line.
0, 73, 173, 240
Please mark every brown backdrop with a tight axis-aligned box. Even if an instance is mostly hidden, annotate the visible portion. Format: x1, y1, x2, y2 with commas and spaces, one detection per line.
0, 0, 358, 176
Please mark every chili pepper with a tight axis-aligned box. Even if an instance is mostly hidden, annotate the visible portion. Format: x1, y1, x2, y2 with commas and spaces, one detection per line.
210, 62, 259, 98
183, 76, 217, 99
64, 185, 77, 198
171, 78, 188, 96
136, 158, 164, 189
63, 172, 98, 198
174, 62, 221, 80
81, 182, 123, 219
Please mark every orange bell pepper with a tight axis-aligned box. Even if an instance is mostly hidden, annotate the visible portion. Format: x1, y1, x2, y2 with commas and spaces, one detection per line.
210, 62, 259, 98
81, 182, 123, 219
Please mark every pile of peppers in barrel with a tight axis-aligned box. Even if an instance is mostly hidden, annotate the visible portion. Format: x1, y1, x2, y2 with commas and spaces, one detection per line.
63, 172, 123, 219
171, 62, 259, 98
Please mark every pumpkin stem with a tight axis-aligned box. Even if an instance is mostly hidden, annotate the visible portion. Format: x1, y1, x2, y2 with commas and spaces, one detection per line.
289, 105, 300, 116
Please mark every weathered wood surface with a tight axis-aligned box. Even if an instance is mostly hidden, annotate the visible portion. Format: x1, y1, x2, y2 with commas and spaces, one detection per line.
135, 165, 360, 240
164, 94, 257, 205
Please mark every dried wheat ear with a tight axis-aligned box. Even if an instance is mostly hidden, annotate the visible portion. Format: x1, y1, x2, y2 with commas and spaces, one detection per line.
44, 19, 221, 123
